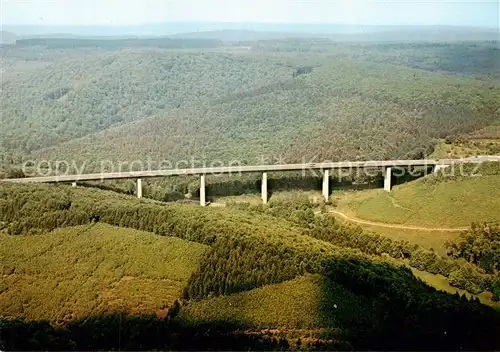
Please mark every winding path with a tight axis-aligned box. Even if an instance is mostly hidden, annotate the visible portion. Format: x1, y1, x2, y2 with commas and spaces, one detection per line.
326, 209, 468, 232
212, 201, 467, 232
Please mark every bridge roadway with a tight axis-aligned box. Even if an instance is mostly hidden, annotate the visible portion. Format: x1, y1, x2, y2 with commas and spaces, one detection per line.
2, 156, 500, 206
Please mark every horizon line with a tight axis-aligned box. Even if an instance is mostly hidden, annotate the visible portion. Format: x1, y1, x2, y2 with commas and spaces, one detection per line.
2, 21, 498, 30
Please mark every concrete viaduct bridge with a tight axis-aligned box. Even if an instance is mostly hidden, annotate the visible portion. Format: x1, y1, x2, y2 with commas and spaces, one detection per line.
3, 157, 500, 206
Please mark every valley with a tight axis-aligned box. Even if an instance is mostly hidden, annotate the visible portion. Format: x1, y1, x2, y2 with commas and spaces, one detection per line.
1, 29, 499, 351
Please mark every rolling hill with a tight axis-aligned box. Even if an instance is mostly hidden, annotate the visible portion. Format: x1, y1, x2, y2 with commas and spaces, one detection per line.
169, 27, 500, 42
1, 48, 497, 173
0, 49, 290, 153
1, 39, 499, 168
431, 121, 500, 158
0, 183, 499, 350
0, 223, 208, 321
335, 162, 500, 228
180, 274, 372, 330
0, 31, 18, 44
3, 23, 499, 41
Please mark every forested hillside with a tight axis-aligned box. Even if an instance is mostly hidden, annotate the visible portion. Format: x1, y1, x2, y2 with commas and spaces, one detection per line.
0, 50, 291, 153
1, 39, 499, 172
1, 183, 499, 350
250, 40, 500, 79
0, 31, 18, 44
28, 59, 500, 170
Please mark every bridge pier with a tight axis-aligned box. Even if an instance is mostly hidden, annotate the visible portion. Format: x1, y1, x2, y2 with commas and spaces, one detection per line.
200, 175, 206, 207
433, 164, 450, 175
262, 172, 268, 204
384, 167, 392, 192
8, 158, 500, 189
322, 169, 330, 201
137, 179, 143, 199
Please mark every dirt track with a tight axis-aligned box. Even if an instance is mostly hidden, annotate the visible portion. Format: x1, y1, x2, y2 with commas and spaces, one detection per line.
211, 202, 467, 232
326, 209, 467, 232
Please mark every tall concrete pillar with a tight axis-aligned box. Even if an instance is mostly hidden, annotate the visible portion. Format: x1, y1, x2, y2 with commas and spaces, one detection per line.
71, 182, 77, 187
384, 167, 392, 192
200, 175, 206, 207
137, 179, 143, 199
262, 172, 268, 204
433, 164, 448, 175
322, 169, 330, 201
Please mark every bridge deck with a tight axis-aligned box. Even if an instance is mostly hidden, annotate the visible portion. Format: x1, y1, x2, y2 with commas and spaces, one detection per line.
2, 157, 499, 184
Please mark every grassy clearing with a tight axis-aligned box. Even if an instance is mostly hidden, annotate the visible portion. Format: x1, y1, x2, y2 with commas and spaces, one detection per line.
217, 189, 460, 254
431, 139, 500, 159
431, 123, 500, 159
0, 223, 208, 322
411, 268, 500, 309
332, 214, 459, 255
180, 274, 371, 330
334, 172, 500, 228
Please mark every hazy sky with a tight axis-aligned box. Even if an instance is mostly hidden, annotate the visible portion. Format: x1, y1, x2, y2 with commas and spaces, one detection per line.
1, 0, 499, 28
